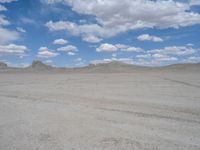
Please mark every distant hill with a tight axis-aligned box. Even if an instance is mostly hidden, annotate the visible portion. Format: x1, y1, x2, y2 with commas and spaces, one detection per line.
0, 62, 8, 69
0, 60, 199, 73
160, 63, 200, 72
75, 61, 149, 73
75, 61, 200, 73
26, 60, 53, 71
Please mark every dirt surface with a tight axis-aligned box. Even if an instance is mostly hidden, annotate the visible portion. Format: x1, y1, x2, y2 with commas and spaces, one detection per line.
0, 70, 200, 150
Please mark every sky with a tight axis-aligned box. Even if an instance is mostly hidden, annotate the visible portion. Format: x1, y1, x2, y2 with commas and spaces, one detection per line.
0, 0, 200, 67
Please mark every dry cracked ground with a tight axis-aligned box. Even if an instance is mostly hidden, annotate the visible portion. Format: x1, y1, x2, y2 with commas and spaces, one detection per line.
0, 71, 200, 150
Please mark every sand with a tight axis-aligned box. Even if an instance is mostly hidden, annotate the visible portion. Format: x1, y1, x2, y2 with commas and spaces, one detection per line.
0, 67, 200, 149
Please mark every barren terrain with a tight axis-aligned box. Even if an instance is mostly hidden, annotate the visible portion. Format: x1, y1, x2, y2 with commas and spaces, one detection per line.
0, 64, 200, 150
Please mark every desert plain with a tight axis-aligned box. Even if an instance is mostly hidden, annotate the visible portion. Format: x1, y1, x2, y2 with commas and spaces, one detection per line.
0, 62, 200, 150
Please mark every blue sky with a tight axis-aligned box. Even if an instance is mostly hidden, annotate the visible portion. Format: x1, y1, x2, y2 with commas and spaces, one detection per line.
0, 0, 200, 67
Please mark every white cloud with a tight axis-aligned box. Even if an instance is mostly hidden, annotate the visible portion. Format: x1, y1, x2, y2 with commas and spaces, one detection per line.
45, 0, 200, 39
152, 54, 178, 61
115, 44, 130, 50
190, 0, 200, 6
0, 44, 28, 56
137, 53, 177, 61
82, 34, 102, 43
136, 54, 152, 59
96, 43, 118, 52
38, 47, 59, 58
0, 0, 17, 3
91, 44, 200, 66
16, 27, 26, 33
96, 43, 143, 52
148, 46, 197, 56
74, 57, 85, 66
90, 58, 134, 65
53, 38, 68, 45
137, 34, 163, 42
0, 4, 7, 11
187, 43, 194, 47
134, 44, 200, 66
187, 56, 200, 62
90, 59, 110, 65
46, 21, 66, 31
75, 58, 82, 61
0, 15, 10, 26
46, 20, 108, 39
0, 15, 20, 44
135, 45, 200, 66
0, 28, 19, 44
68, 51, 76, 56
57, 45, 78, 52
124, 47, 144, 52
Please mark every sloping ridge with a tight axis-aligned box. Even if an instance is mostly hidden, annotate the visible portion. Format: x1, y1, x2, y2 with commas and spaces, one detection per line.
162, 63, 200, 71
78, 61, 148, 73
80, 61, 200, 73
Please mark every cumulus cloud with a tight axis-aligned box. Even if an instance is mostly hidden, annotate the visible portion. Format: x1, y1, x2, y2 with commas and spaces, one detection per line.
0, 28, 19, 44
135, 45, 200, 65
67, 51, 76, 56
90, 58, 134, 65
190, 0, 200, 6
115, 44, 129, 50
57, 45, 78, 52
136, 54, 152, 59
187, 56, 200, 63
91, 56, 179, 66
152, 54, 178, 61
90, 59, 109, 65
75, 57, 82, 62
38, 47, 59, 58
137, 34, 163, 42
53, 38, 68, 45
57, 45, 78, 56
91, 44, 200, 66
0, 16, 20, 44
91, 43, 200, 66
0, 15, 10, 26
0, 4, 7, 11
96, 43, 118, 52
46, 20, 107, 42
45, 0, 200, 39
82, 34, 102, 43
0, 44, 28, 56
124, 47, 144, 52
148, 46, 197, 56
16, 27, 26, 33
96, 43, 143, 52
137, 53, 177, 61
74, 57, 85, 66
